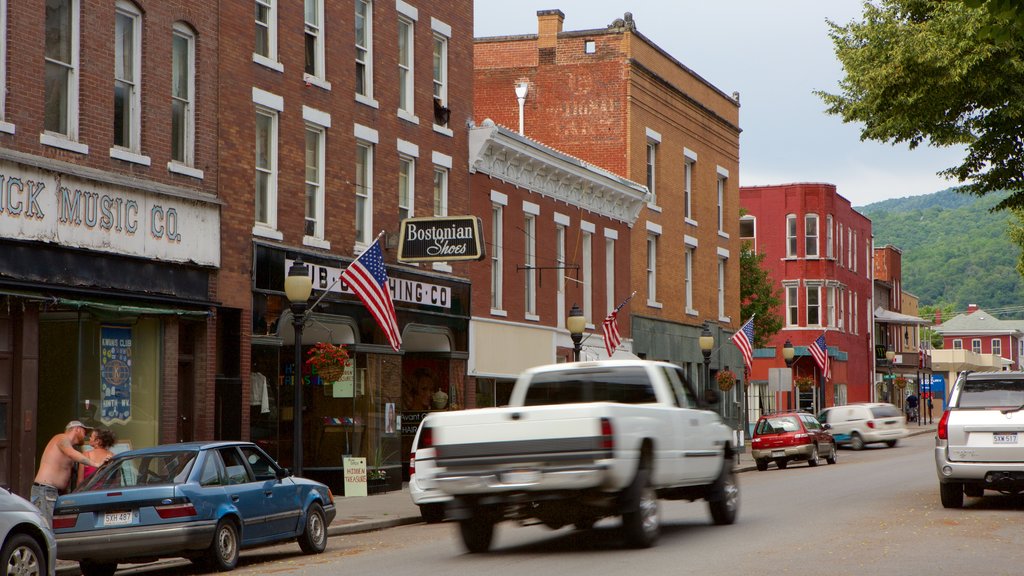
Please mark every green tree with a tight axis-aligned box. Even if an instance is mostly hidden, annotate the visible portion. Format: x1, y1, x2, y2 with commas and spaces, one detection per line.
919, 303, 956, 348
818, 0, 1024, 211
739, 241, 783, 348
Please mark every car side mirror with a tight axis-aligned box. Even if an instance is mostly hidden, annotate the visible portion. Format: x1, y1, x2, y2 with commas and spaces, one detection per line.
822, 423, 832, 430
277, 468, 291, 480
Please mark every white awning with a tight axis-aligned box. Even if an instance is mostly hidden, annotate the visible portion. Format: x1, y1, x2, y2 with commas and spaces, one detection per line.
874, 307, 930, 326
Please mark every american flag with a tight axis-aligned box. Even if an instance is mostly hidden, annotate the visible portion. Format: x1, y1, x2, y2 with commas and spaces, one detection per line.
730, 316, 755, 373
811, 332, 830, 381
602, 310, 622, 357
341, 239, 402, 351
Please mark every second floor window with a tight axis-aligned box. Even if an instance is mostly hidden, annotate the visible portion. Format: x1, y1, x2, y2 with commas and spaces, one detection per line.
398, 17, 414, 115
304, 0, 324, 79
787, 285, 799, 326
583, 230, 593, 322
398, 157, 413, 221
355, 0, 372, 98
114, 3, 141, 151
432, 32, 447, 110
171, 24, 195, 165
491, 204, 503, 310
254, 109, 277, 228
606, 237, 615, 314
647, 234, 658, 303
355, 143, 373, 245
806, 285, 821, 326
684, 156, 695, 219
718, 257, 726, 319
524, 215, 536, 316
646, 142, 657, 205
45, 0, 78, 137
433, 168, 448, 216
805, 214, 819, 257
685, 247, 694, 312
304, 126, 324, 238
255, 0, 275, 61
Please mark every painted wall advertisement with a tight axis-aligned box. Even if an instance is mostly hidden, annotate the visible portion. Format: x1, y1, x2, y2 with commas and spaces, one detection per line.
100, 325, 133, 424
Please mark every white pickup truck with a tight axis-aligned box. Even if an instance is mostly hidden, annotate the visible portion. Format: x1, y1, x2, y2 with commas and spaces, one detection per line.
423, 360, 738, 552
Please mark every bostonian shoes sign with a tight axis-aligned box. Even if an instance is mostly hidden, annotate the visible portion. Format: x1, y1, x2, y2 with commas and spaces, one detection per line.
398, 216, 485, 262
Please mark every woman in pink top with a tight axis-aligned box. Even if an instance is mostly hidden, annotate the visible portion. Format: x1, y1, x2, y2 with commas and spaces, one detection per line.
78, 428, 116, 483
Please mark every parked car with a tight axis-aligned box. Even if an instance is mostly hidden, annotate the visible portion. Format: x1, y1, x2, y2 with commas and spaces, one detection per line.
1, 485, 56, 576
936, 371, 1024, 508
52, 441, 336, 576
751, 411, 837, 471
816, 403, 908, 450
408, 415, 450, 523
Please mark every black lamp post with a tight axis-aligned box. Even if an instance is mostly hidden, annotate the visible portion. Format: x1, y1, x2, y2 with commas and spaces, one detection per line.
699, 322, 714, 396
783, 339, 795, 410
285, 258, 313, 476
567, 303, 586, 362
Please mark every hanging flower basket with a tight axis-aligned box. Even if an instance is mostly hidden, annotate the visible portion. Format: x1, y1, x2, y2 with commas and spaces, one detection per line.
306, 342, 351, 382
795, 375, 815, 392
894, 376, 909, 390
716, 369, 737, 391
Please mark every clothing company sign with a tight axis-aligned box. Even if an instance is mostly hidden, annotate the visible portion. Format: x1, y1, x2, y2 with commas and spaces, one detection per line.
0, 160, 220, 266
398, 216, 485, 262
286, 259, 452, 309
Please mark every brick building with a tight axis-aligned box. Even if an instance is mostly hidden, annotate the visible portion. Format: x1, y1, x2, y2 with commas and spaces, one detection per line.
873, 245, 930, 404
473, 10, 745, 426
466, 120, 647, 406
739, 183, 874, 416
0, 1, 221, 495
216, 0, 473, 491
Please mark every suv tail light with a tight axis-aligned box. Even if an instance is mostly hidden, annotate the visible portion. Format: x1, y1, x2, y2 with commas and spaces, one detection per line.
52, 513, 78, 529
600, 417, 614, 450
419, 426, 433, 449
867, 420, 876, 429
409, 452, 416, 475
155, 502, 197, 519
937, 410, 951, 440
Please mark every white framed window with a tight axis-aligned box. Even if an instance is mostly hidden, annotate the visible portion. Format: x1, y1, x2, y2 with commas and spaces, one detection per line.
646, 141, 657, 206
113, 2, 141, 154
847, 227, 853, 268
304, 0, 326, 82
355, 0, 374, 102
838, 288, 845, 331
432, 27, 448, 123
254, 0, 277, 65
786, 284, 799, 327
556, 221, 567, 325
684, 149, 697, 221
525, 214, 537, 317
355, 141, 373, 246
647, 234, 658, 305
398, 16, 415, 118
805, 213, 819, 257
852, 230, 858, 272
0, 0, 7, 130
605, 236, 615, 315
171, 24, 197, 168
433, 167, 448, 216
786, 214, 797, 258
304, 125, 325, 239
685, 246, 695, 314
952, 339, 963, 350
826, 215, 834, 259
398, 156, 414, 221
491, 203, 503, 311
853, 292, 858, 335
254, 107, 278, 230
806, 284, 821, 326
972, 338, 982, 353
838, 223, 844, 267
44, 0, 80, 141
739, 216, 755, 241
716, 169, 727, 233
827, 286, 836, 328
583, 229, 593, 323
718, 257, 726, 320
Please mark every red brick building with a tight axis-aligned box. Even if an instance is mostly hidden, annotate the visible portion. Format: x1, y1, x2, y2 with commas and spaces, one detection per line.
0, 1, 221, 495
740, 183, 874, 415
473, 10, 745, 426
466, 121, 647, 406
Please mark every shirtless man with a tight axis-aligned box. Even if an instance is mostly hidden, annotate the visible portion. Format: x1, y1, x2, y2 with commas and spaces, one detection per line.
31, 421, 107, 523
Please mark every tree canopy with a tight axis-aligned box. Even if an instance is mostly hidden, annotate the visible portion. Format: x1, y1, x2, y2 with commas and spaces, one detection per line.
818, 0, 1024, 210
739, 241, 783, 348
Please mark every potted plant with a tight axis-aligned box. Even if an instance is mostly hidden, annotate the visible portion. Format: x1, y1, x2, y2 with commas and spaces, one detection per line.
716, 369, 737, 391
305, 342, 351, 382
795, 375, 815, 392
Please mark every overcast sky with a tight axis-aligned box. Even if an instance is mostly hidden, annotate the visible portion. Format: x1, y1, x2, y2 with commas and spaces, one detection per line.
473, 0, 967, 207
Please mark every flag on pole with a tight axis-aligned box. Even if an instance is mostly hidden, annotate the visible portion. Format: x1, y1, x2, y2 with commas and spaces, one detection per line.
730, 316, 755, 373
811, 332, 830, 381
602, 310, 622, 357
341, 238, 402, 351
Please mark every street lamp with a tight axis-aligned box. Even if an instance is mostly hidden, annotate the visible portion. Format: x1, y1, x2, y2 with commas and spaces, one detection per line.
567, 303, 586, 362
885, 345, 896, 404
285, 258, 313, 476
699, 322, 714, 395
783, 339, 795, 410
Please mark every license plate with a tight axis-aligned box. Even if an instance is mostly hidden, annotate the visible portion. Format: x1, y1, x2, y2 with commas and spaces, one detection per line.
771, 450, 786, 458
103, 511, 133, 526
994, 433, 1018, 445
501, 470, 540, 484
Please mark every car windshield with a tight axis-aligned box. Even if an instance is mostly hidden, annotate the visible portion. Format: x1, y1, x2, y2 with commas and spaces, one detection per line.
958, 379, 1024, 408
523, 367, 658, 406
78, 450, 198, 491
756, 416, 800, 434
870, 405, 902, 418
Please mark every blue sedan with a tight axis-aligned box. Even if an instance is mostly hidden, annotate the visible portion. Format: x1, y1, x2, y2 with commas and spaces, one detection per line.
52, 441, 336, 576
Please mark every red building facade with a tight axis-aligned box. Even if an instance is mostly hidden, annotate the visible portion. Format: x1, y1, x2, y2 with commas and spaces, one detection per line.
740, 183, 874, 414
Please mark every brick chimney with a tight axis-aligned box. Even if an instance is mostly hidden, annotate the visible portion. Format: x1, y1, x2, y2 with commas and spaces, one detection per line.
967, 304, 979, 314
537, 9, 564, 49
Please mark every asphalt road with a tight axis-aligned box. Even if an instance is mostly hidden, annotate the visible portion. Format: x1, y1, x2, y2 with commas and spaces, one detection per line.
109, 433, 1024, 576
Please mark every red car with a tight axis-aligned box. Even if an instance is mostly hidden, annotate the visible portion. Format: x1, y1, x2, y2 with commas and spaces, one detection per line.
751, 411, 838, 471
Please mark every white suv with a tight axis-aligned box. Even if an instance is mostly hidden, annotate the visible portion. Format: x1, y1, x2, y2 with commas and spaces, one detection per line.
409, 415, 450, 523
816, 403, 908, 450
936, 371, 1024, 508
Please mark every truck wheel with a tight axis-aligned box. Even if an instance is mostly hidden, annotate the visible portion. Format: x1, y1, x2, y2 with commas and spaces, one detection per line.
621, 467, 659, 548
755, 458, 768, 471
940, 482, 964, 509
458, 511, 496, 553
707, 460, 738, 525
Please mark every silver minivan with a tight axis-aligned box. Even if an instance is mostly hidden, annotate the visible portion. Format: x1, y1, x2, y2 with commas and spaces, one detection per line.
1, 486, 56, 576
816, 403, 908, 450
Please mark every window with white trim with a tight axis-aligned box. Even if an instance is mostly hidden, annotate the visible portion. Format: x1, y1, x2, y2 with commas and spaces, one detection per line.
993, 338, 1002, 357
355, 0, 372, 98
853, 292, 857, 335
852, 230, 858, 272
646, 141, 657, 205
114, 2, 141, 152
717, 174, 726, 232
398, 16, 414, 115
255, 0, 276, 61
837, 223, 843, 267
786, 214, 797, 257
827, 286, 836, 328
805, 213, 819, 257
806, 285, 821, 326
254, 108, 278, 229
605, 237, 615, 314
583, 230, 593, 322
556, 223, 566, 320
433, 168, 448, 216
304, 125, 325, 238
685, 246, 695, 313
432, 32, 447, 114
44, 0, 79, 138
786, 285, 799, 327
304, 0, 324, 79
684, 154, 695, 220
838, 288, 845, 331
491, 203, 503, 310
525, 214, 536, 316
647, 234, 658, 303
739, 216, 755, 241
355, 142, 373, 245
718, 257, 726, 319
972, 338, 982, 353
952, 339, 962, 350
171, 24, 196, 165
847, 227, 852, 268
398, 156, 413, 221
826, 215, 834, 259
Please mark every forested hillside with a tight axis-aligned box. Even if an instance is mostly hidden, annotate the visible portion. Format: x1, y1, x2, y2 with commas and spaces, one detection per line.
858, 188, 1024, 316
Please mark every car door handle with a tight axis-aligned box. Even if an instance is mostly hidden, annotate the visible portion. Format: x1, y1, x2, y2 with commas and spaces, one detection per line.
231, 495, 239, 503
